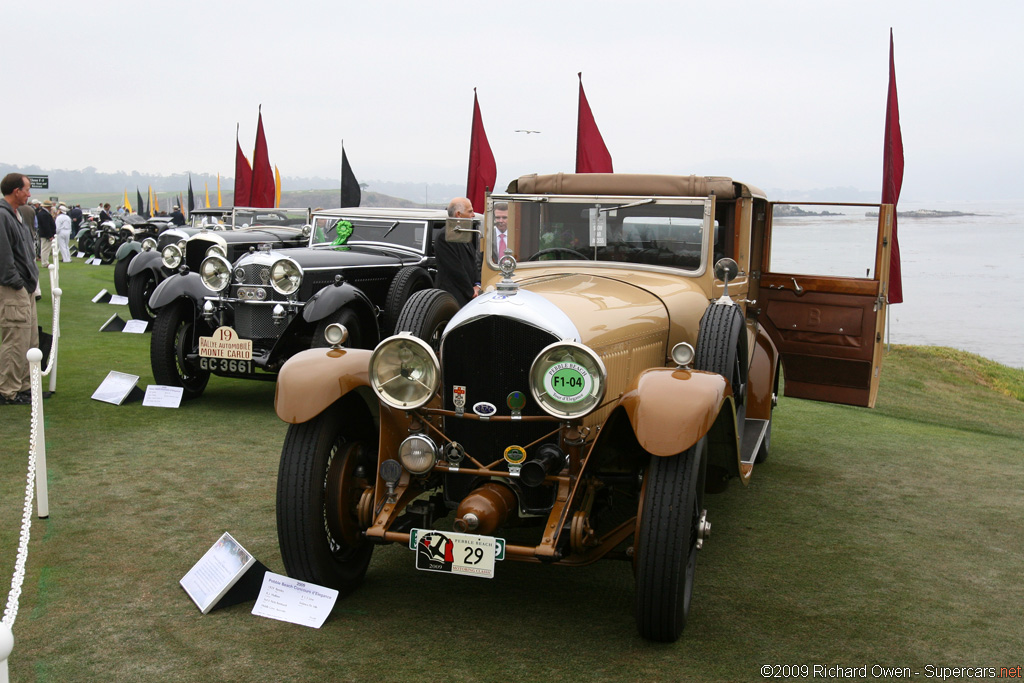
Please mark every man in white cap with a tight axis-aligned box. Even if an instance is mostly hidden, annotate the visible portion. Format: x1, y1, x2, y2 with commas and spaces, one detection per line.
55, 204, 72, 263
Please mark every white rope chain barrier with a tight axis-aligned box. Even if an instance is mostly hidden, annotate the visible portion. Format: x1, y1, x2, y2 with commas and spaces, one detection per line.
1, 249, 64, 676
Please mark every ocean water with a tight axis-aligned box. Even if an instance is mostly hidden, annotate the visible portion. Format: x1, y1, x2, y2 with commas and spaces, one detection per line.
768, 200, 1024, 369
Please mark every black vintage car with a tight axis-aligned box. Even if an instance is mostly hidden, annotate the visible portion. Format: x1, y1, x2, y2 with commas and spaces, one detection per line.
148, 207, 461, 399
125, 207, 291, 324
112, 216, 175, 295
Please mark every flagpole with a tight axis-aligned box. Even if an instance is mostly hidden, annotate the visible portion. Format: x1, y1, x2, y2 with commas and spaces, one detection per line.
340, 140, 344, 209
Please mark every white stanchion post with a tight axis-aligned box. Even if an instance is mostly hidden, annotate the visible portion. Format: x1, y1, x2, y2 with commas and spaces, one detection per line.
0, 621, 13, 682
47, 285, 62, 395
27, 349, 49, 520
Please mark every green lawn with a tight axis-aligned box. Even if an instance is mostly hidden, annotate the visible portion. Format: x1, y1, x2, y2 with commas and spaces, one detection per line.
2, 260, 1022, 682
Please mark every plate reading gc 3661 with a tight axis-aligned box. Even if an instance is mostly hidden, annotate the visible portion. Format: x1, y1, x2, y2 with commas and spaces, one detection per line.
409, 529, 505, 579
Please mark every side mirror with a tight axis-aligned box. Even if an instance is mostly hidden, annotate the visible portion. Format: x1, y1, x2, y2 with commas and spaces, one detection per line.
714, 257, 740, 306
444, 217, 479, 244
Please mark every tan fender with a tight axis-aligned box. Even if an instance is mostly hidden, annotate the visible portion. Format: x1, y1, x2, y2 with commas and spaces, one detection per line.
616, 368, 730, 456
274, 347, 372, 424
747, 324, 779, 420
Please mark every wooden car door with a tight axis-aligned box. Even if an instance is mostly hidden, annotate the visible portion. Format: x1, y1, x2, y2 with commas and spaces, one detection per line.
757, 203, 893, 407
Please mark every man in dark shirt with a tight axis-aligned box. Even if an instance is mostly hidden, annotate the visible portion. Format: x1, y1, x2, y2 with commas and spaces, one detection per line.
170, 205, 186, 226
36, 202, 57, 267
433, 197, 481, 307
0, 173, 41, 404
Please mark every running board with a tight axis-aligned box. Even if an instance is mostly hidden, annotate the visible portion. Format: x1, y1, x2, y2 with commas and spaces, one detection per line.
740, 418, 769, 465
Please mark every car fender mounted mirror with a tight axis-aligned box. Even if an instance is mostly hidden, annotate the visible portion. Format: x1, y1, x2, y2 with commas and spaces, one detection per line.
445, 217, 479, 244
714, 257, 739, 306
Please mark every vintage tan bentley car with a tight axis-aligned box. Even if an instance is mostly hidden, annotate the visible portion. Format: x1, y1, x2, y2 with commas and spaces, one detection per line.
273, 173, 893, 642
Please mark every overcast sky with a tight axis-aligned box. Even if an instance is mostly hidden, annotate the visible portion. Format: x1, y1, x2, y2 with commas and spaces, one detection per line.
10, 0, 1022, 202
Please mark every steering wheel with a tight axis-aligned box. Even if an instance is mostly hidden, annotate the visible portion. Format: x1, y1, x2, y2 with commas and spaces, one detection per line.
525, 247, 590, 261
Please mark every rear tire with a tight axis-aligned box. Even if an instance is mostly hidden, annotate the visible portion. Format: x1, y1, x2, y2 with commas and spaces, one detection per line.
383, 266, 433, 335
128, 271, 158, 324
394, 289, 459, 353
114, 252, 136, 296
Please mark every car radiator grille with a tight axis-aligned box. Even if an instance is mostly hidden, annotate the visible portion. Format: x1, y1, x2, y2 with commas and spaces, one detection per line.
441, 316, 559, 468
234, 304, 282, 341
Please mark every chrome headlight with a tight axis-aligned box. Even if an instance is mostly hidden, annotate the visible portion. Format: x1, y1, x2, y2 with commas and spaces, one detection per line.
161, 244, 182, 269
199, 255, 232, 292
205, 244, 226, 259
369, 333, 440, 410
529, 341, 606, 419
269, 257, 302, 295
398, 434, 438, 475
141, 237, 157, 252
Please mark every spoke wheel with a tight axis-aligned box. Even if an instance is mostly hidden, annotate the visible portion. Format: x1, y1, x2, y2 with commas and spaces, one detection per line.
277, 401, 376, 595
634, 438, 706, 642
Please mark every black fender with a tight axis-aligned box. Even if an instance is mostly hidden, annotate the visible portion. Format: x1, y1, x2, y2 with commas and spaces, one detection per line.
116, 241, 141, 261
74, 227, 90, 241
302, 282, 380, 339
150, 272, 209, 310
127, 251, 164, 278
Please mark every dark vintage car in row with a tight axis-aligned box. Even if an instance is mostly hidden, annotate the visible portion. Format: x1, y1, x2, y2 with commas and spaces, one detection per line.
125, 207, 304, 324
271, 172, 894, 642
148, 207, 464, 399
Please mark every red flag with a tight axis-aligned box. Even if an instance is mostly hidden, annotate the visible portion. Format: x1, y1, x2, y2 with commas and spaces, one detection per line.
466, 89, 496, 213
882, 30, 904, 304
251, 106, 276, 208
575, 73, 613, 173
234, 124, 252, 208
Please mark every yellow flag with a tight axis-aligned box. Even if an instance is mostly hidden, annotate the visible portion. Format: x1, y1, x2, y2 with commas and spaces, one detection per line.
155, 192, 160, 213
205, 182, 210, 208
148, 186, 153, 215
217, 173, 222, 207
124, 189, 133, 214
274, 165, 281, 208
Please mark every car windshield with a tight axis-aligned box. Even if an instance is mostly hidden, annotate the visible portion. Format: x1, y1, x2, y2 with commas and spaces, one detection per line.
233, 208, 309, 229
191, 212, 227, 228
310, 216, 426, 251
496, 196, 711, 271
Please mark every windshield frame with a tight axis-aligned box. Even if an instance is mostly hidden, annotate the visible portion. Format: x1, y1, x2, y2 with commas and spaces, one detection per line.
487, 193, 714, 277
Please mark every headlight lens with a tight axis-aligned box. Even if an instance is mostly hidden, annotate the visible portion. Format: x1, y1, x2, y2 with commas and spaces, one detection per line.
529, 342, 606, 419
205, 244, 226, 259
398, 434, 438, 475
369, 333, 440, 410
199, 255, 232, 292
269, 258, 302, 295
141, 237, 157, 252
161, 244, 182, 269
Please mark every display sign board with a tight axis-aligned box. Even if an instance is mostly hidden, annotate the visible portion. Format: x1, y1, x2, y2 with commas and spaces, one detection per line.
91, 371, 142, 404
27, 175, 48, 189
122, 319, 148, 334
109, 295, 128, 306
91, 289, 110, 303
143, 385, 183, 408
99, 314, 125, 332
251, 572, 338, 628
180, 532, 257, 614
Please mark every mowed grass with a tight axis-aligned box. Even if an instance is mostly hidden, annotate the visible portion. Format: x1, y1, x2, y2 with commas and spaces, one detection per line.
2, 260, 1022, 682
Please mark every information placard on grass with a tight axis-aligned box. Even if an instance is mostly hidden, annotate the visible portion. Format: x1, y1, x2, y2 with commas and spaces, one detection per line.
143, 385, 183, 408
122, 319, 148, 334
109, 295, 128, 306
91, 371, 142, 405
91, 289, 110, 303
251, 572, 338, 628
181, 532, 257, 614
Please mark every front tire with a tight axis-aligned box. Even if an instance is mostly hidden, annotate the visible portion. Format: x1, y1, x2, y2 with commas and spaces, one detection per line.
634, 439, 706, 642
394, 289, 459, 353
277, 400, 376, 595
383, 266, 433, 335
150, 300, 210, 399
114, 252, 136, 296
128, 271, 158, 324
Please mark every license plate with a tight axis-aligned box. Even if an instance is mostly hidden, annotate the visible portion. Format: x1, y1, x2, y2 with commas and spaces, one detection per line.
409, 528, 504, 579
199, 357, 253, 375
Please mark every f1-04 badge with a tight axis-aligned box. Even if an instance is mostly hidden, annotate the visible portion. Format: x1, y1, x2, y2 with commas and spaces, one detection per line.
543, 362, 592, 403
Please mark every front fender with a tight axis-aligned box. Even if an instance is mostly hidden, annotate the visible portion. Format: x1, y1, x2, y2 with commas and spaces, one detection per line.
275, 347, 373, 424
149, 273, 209, 310
116, 241, 141, 261
616, 367, 730, 456
302, 282, 374, 323
127, 251, 163, 277
74, 228, 90, 241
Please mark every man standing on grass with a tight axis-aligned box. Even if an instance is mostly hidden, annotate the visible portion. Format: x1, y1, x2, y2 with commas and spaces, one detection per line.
434, 196, 481, 307
0, 173, 41, 405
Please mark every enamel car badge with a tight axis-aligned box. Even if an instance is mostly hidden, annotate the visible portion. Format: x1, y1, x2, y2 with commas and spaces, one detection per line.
504, 445, 527, 476
453, 385, 466, 417
506, 391, 526, 419
472, 402, 496, 419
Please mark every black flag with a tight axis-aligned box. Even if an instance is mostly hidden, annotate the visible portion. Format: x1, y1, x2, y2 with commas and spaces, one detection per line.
187, 175, 195, 216
340, 146, 360, 208
137, 188, 148, 219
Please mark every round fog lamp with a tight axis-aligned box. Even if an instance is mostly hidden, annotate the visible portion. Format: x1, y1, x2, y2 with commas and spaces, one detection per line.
671, 342, 695, 368
324, 323, 348, 347
398, 434, 438, 475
